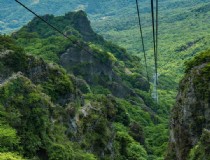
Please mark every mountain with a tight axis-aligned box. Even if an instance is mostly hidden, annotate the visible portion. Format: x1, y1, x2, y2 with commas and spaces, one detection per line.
166, 50, 210, 160
1, 1, 210, 160
2, 0, 210, 110
0, 11, 168, 160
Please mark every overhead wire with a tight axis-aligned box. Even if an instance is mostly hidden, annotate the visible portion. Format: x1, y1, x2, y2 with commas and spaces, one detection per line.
155, 0, 158, 78
135, 0, 150, 82
151, 0, 156, 69
155, 0, 159, 103
151, 0, 158, 103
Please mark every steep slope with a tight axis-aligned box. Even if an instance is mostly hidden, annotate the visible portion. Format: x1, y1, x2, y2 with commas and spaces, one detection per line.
0, 35, 97, 159
166, 50, 210, 160
0, 11, 168, 159
0, 35, 148, 160
13, 11, 151, 100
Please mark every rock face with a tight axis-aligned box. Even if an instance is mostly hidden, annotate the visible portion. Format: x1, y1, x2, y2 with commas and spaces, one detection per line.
0, 49, 76, 105
60, 47, 114, 84
166, 51, 210, 160
60, 46, 132, 98
65, 10, 99, 41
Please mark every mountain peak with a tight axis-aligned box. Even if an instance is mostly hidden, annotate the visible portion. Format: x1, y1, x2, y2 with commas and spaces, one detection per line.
64, 10, 96, 41
15, 10, 99, 42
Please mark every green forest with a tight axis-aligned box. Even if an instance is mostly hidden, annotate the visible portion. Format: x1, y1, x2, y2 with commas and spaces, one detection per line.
0, 0, 210, 160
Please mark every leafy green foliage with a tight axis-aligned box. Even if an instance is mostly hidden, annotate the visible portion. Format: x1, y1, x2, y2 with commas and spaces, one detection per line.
0, 75, 52, 156
0, 35, 27, 71
14, 34, 74, 63
145, 124, 168, 158
185, 49, 210, 72
0, 36, 75, 105
0, 74, 96, 160
188, 129, 210, 160
0, 124, 19, 152
40, 64, 74, 102
114, 123, 148, 160
0, 152, 25, 160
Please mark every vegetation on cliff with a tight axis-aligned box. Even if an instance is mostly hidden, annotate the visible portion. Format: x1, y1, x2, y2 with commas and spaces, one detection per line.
166, 50, 210, 160
0, 11, 168, 160
1, 1, 210, 160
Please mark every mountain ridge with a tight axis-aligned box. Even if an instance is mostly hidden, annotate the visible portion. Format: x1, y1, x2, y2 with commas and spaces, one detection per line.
1, 2, 210, 159
0, 11, 168, 160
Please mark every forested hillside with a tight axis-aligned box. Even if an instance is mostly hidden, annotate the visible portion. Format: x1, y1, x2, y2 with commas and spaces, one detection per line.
0, 11, 169, 160
1, 0, 210, 108
1, 1, 210, 160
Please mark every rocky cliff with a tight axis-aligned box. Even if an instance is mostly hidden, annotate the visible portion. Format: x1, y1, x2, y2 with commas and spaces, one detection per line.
166, 50, 210, 160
